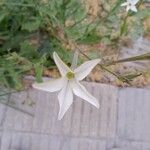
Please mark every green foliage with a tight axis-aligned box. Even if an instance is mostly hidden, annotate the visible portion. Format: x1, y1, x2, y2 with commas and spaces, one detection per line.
77, 32, 101, 44
34, 57, 45, 82
0, 56, 23, 89
22, 18, 41, 32
0, 0, 149, 88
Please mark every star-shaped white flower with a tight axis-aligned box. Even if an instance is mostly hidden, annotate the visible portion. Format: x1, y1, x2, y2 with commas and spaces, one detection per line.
33, 52, 100, 120
121, 0, 139, 12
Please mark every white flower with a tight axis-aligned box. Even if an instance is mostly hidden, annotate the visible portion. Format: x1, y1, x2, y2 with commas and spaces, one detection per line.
33, 52, 100, 120
121, 0, 139, 12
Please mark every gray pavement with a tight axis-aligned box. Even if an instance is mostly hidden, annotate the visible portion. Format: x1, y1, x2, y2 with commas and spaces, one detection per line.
0, 81, 150, 150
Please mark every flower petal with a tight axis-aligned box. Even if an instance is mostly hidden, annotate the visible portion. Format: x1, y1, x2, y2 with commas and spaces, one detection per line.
71, 80, 100, 108
53, 52, 71, 76
130, 5, 137, 12
121, 2, 128, 6
132, 0, 139, 5
32, 77, 67, 92
58, 81, 73, 120
74, 59, 100, 81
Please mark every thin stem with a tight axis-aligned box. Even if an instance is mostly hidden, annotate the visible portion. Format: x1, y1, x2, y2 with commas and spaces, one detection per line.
75, 45, 131, 85
120, 14, 128, 36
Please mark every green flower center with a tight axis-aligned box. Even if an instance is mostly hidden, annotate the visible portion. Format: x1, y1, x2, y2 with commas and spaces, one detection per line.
66, 71, 75, 79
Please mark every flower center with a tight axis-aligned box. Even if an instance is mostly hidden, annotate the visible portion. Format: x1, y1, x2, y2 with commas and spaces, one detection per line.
66, 71, 75, 79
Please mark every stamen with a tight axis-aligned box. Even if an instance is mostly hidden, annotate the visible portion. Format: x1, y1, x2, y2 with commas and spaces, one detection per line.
66, 72, 75, 79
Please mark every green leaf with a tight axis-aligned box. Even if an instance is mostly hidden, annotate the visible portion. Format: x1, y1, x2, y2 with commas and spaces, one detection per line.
78, 32, 101, 44
1, 62, 23, 89
20, 41, 39, 61
7, 69, 22, 90
34, 63, 43, 82
123, 73, 142, 81
22, 18, 41, 32
108, 53, 150, 65
65, 23, 87, 40
74, 7, 86, 22
0, 12, 7, 23
2, 33, 25, 52
120, 21, 128, 36
34, 55, 47, 82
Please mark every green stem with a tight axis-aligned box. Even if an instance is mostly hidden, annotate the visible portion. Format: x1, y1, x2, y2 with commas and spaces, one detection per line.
120, 14, 128, 36
76, 46, 131, 85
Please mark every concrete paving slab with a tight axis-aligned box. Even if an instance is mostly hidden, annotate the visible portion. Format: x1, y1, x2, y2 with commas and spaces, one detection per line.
3, 82, 118, 139
1, 80, 150, 149
0, 130, 107, 150
114, 138, 150, 150
118, 88, 150, 142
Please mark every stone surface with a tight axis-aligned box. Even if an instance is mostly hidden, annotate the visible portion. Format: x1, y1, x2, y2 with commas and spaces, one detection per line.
118, 87, 150, 142
2, 82, 118, 139
0, 131, 107, 150
0, 81, 150, 149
